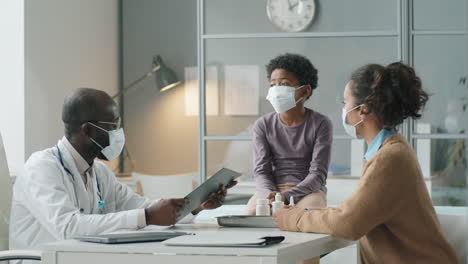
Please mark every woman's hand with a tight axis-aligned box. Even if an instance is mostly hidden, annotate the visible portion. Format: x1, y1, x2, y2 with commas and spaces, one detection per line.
273, 205, 291, 230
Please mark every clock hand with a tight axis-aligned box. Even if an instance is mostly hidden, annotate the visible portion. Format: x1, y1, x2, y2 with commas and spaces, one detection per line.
289, 1, 299, 11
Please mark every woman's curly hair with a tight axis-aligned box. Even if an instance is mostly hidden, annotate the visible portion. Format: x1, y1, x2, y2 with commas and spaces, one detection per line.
350, 62, 429, 128
266, 53, 318, 99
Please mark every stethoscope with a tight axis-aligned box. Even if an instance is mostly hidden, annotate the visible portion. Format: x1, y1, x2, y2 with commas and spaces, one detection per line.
56, 145, 105, 213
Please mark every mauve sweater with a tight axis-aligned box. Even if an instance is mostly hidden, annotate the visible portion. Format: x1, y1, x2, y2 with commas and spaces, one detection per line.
252, 108, 333, 202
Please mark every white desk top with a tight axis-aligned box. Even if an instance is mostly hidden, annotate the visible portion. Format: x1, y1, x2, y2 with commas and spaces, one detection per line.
43, 223, 354, 257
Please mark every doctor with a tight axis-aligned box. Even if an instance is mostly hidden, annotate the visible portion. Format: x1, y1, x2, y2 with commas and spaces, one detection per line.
10, 88, 235, 252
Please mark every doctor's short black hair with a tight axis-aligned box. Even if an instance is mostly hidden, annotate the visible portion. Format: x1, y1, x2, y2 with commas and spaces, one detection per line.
266, 53, 318, 99
62, 88, 114, 138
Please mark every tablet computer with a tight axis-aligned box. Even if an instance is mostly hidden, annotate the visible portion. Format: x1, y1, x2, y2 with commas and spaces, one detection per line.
177, 168, 241, 222
74, 231, 190, 244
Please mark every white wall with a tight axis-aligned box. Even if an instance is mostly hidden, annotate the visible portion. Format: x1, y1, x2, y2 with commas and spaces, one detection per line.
0, 0, 25, 175
24, 0, 119, 158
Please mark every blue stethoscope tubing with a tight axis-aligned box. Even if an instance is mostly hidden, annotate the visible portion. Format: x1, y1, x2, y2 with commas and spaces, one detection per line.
56, 145, 104, 212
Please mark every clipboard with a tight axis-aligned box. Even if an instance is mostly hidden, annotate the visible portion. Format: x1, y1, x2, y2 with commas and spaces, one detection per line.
162, 234, 284, 247
177, 168, 241, 222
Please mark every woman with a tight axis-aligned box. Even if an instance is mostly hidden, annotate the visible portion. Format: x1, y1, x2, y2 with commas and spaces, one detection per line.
246, 53, 332, 216
274, 62, 457, 263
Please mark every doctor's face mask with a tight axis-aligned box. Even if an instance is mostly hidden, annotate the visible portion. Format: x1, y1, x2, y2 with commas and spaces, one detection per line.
87, 121, 125, 161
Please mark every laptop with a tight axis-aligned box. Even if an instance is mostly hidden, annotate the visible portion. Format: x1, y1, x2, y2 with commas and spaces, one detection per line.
74, 231, 191, 244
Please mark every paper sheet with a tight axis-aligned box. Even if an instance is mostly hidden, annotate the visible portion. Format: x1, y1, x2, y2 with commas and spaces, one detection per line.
224, 65, 259, 116
184, 66, 219, 116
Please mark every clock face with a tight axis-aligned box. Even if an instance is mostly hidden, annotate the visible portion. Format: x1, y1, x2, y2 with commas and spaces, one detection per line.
266, 0, 316, 32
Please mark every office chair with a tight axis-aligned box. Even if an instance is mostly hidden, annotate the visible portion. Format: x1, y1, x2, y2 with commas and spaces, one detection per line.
0, 133, 41, 262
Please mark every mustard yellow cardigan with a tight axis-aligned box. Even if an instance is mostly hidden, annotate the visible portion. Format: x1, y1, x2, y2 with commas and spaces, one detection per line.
282, 134, 457, 264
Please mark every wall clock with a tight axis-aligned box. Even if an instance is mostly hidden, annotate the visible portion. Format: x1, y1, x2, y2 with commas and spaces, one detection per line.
266, 0, 316, 32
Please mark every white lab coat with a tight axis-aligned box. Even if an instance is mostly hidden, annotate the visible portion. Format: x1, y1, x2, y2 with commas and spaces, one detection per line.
9, 138, 186, 254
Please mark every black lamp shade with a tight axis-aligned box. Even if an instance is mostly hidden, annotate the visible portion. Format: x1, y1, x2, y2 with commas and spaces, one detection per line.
153, 55, 181, 92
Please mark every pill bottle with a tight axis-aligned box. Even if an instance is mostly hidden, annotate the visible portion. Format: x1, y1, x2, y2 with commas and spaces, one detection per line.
271, 193, 284, 214
256, 199, 271, 216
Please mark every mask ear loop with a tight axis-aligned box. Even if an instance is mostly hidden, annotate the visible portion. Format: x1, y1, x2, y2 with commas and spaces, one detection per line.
346, 104, 364, 127
346, 104, 363, 113
295, 85, 307, 104
89, 137, 104, 150
352, 119, 364, 127
86, 122, 108, 150
295, 97, 305, 104
87, 122, 110, 133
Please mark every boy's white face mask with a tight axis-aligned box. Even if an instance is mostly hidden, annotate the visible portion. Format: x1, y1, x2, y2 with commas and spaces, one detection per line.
342, 104, 363, 138
266, 85, 305, 113
88, 122, 125, 161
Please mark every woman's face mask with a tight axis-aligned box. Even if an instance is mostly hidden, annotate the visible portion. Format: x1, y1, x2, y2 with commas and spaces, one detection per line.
342, 104, 363, 138
266, 85, 306, 113
88, 122, 125, 161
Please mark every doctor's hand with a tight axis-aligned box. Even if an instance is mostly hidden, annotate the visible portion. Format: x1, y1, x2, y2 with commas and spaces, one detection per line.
145, 198, 189, 226
273, 206, 292, 231
191, 180, 238, 215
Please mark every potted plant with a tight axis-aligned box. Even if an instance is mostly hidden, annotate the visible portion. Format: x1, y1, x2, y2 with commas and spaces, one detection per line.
432, 75, 467, 206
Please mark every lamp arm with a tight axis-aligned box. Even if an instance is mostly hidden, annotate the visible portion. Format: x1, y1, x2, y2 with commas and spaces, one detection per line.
112, 64, 161, 99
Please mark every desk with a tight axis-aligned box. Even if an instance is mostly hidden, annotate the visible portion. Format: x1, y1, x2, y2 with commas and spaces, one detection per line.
41, 223, 354, 264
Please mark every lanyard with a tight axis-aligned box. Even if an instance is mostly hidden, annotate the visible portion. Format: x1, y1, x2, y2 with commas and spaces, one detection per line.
56, 145, 105, 212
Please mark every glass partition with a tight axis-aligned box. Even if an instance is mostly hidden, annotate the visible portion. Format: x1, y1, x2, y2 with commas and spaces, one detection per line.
204, 0, 398, 34
205, 37, 399, 136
